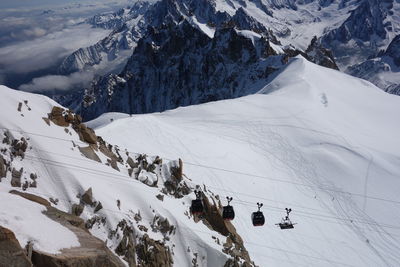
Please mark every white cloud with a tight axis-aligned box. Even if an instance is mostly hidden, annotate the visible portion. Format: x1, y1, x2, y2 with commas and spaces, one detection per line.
18, 71, 95, 91
0, 24, 111, 74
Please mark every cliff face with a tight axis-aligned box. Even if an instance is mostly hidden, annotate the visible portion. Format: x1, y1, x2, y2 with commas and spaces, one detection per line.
80, 16, 336, 120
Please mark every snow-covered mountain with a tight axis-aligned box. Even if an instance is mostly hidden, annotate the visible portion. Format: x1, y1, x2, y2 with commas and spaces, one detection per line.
57, 0, 340, 120
52, 0, 400, 109
320, 0, 400, 93
347, 34, 400, 95
1, 56, 400, 266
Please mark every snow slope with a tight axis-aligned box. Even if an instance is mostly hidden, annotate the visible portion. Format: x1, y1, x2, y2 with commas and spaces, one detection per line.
0, 85, 236, 266
91, 56, 400, 266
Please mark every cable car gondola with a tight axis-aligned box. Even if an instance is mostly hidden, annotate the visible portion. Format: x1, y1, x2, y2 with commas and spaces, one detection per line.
276, 208, 296, 229
222, 196, 235, 220
190, 190, 204, 215
252, 202, 265, 226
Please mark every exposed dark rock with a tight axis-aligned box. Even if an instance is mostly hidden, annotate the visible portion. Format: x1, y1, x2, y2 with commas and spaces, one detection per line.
2, 131, 11, 145
305, 36, 339, 70
107, 158, 120, 171
136, 234, 173, 267
94, 202, 103, 213
151, 216, 175, 237
77, 124, 98, 144
48, 106, 69, 127
199, 193, 253, 266
81, 188, 94, 206
0, 155, 6, 179
79, 146, 102, 163
85, 216, 106, 230
42, 117, 51, 126
164, 159, 190, 198
11, 167, 23, 187
11, 137, 28, 159
45, 206, 86, 230
71, 204, 85, 217
80, 19, 285, 121
384, 34, 400, 66
126, 156, 138, 169
9, 190, 51, 207
49, 198, 59, 206
0, 226, 32, 267
30, 173, 37, 180
114, 219, 136, 267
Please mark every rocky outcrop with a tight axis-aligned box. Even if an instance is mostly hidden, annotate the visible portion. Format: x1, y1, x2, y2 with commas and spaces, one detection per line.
80, 19, 286, 120
0, 155, 6, 179
163, 158, 191, 198
0, 226, 32, 267
346, 34, 400, 96
305, 36, 339, 70
136, 234, 173, 267
9, 190, 51, 207
48, 106, 99, 145
199, 193, 253, 266
6, 191, 123, 267
11, 137, 28, 159
79, 146, 102, 163
114, 219, 136, 267
384, 35, 400, 66
322, 0, 389, 44
71, 203, 85, 217
81, 187, 94, 206
32, 206, 124, 267
11, 167, 23, 187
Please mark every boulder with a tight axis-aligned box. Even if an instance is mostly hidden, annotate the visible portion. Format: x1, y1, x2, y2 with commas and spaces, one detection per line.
49, 106, 69, 127
9, 190, 51, 207
71, 204, 84, 217
0, 155, 6, 179
11, 167, 23, 187
81, 188, 94, 206
0, 226, 32, 267
78, 124, 97, 144
11, 137, 28, 158
114, 220, 136, 267
94, 202, 103, 213
79, 146, 101, 163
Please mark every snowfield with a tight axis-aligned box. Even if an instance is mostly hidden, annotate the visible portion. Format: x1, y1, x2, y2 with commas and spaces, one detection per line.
92, 57, 400, 266
0, 56, 399, 266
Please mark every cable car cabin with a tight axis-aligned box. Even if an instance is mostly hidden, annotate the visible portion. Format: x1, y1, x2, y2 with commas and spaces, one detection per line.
222, 205, 235, 220
191, 199, 204, 215
252, 211, 265, 226
277, 221, 294, 229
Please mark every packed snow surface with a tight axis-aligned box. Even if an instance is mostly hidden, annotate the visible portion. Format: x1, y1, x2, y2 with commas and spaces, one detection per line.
0, 192, 80, 254
92, 57, 400, 266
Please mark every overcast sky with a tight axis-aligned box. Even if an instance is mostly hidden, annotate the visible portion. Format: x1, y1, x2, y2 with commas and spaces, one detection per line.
0, 0, 127, 9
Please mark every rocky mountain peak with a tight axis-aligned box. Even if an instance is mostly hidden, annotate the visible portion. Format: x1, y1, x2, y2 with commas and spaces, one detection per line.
384, 34, 400, 66
322, 0, 390, 44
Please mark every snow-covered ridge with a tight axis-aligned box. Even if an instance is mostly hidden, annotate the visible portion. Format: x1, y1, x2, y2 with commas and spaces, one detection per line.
93, 57, 400, 266
0, 85, 254, 266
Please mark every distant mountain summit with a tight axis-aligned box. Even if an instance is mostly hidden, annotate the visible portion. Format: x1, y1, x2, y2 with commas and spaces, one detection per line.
57, 0, 340, 120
